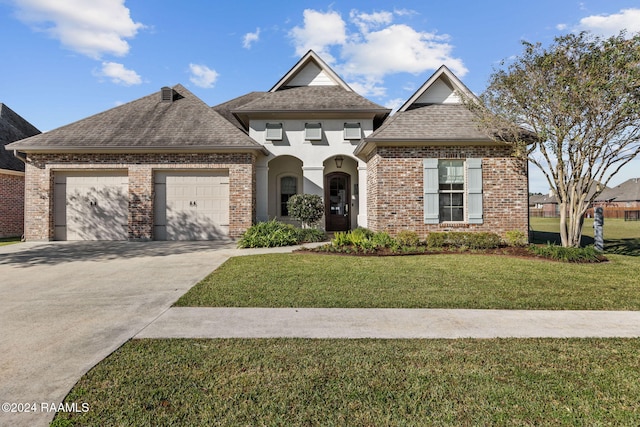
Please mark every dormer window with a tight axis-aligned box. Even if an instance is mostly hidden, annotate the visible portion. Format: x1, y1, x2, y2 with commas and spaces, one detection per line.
344, 123, 361, 140
305, 123, 322, 141
265, 123, 283, 141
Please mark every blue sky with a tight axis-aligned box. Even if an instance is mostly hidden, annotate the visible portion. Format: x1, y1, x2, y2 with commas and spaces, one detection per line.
1, 0, 639, 192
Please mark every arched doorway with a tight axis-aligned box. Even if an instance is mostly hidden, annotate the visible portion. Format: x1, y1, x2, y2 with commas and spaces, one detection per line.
325, 172, 350, 231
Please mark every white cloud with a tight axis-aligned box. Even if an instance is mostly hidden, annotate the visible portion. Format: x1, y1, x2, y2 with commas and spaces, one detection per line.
289, 9, 347, 62
12, 0, 144, 59
576, 8, 640, 37
288, 8, 467, 98
556, 23, 567, 31
349, 10, 393, 33
188, 63, 219, 88
97, 62, 141, 86
243, 28, 260, 49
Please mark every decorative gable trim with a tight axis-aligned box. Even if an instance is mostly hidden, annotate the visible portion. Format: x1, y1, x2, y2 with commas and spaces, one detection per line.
398, 65, 478, 112
269, 50, 352, 92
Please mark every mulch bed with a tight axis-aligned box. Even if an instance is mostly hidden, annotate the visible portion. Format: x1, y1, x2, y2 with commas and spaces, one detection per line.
295, 244, 608, 263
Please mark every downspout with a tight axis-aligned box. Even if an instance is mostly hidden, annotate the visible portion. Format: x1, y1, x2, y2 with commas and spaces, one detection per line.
13, 150, 27, 163
13, 150, 27, 242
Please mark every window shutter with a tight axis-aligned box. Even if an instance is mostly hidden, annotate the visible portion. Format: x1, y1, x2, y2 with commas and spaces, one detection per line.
305, 123, 322, 140
344, 123, 361, 140
467, 158, 483, 224
423, 158, 439, 224
266, 123, 283, 140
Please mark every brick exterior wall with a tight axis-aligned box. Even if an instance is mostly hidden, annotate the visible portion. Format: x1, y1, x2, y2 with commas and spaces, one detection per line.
0, 171, 25, 238
366, 145, 529, 238
23, 153, 257, 241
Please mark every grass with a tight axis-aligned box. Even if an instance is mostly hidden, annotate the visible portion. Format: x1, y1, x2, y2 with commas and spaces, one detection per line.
175, 252, 640, 310
531, 217, 640, 255
0, 237, 21, 246
53, 338, 640, 426
175, 217, 640, 310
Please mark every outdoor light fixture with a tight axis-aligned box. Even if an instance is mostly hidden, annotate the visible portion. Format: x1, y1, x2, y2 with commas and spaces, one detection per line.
335, 156, 344, 168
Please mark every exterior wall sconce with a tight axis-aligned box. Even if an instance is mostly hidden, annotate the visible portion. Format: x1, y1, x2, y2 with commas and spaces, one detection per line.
335, 156, 344, 168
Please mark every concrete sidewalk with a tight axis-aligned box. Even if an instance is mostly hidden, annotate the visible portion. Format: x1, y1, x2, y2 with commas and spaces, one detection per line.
136, 307, 640, 339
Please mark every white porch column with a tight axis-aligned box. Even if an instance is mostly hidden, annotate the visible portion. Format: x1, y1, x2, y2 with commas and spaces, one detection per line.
357, 164, 368, 228
302, 165, 324, 196
256, 164, 269, 222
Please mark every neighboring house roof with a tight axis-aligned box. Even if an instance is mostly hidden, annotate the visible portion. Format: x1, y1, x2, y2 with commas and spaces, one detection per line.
0, 103, 40, 172
355, 66, 499, 159
595, 178, 640, 203
529, 194, 557, 205
6, 85, 267, 154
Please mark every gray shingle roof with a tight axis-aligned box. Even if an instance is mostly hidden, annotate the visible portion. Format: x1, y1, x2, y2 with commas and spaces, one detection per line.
0, 104, 40, 171
596, 178, 640, 202
212, 91, 268, 130
6, 85, 265, 153
366, 104, 492, 142
233, 86, 389, 113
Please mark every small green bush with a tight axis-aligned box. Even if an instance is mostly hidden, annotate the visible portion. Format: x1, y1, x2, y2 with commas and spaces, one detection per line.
297, 228, 325, 243
529, 244, 605, 263
426, 232, 447, 248
331, 231, 351, 247
425, 232, 502, 250
396, 230, 420, 247
237, 220, 301, 248
504, 230, 528, 247
371, 232, 396, 248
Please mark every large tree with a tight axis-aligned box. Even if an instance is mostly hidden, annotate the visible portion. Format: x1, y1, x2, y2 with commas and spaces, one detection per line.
474, 31, 640, 247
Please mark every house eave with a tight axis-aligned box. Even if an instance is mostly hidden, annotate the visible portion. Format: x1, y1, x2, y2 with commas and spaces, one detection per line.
0, 168, 25, 176
9, 145, 269, 155
354, 138, 508, 159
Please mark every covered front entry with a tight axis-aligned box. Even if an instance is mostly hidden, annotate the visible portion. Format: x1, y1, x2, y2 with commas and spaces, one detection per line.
154, 170, 229, 240
53, 171, 128, 240
325, 172, 350, 231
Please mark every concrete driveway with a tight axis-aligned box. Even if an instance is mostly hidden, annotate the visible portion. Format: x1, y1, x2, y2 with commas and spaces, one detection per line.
0, 240, 235, 427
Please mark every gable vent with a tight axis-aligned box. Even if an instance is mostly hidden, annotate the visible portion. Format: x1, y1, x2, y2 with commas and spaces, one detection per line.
161, 87, 174, 102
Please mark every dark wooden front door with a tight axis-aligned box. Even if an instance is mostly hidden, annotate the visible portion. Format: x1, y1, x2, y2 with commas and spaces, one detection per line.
325, 172, 350, 231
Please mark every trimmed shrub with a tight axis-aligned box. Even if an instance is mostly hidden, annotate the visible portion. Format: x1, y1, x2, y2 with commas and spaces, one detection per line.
426, 232, 447, 248
287, 194, 324, 228
505, 230, 528, 247
296, 228, 325, 243
237, 220, 299, 248
396, 230, 421, 247
426, 231, 502, 250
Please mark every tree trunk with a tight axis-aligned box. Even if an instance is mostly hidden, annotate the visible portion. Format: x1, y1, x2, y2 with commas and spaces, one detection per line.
559, 200, 587, 247
559, 202, 569, 247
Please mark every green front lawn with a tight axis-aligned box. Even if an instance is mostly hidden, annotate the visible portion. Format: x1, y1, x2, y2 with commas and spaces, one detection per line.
175, 252, 640, 310
53, 338, 640, 426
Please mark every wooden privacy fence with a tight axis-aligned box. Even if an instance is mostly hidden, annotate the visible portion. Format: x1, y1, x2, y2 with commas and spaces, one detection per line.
530, 207, 640, 220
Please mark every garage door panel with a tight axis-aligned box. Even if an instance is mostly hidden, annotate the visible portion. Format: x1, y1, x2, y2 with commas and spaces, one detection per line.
154, 171, 229, 241
54, 172, 128, 241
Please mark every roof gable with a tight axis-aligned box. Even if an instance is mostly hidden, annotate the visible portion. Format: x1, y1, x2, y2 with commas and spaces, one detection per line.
0, 103, 40, 171
399, 65, 478, 112
270, 50, 352, 92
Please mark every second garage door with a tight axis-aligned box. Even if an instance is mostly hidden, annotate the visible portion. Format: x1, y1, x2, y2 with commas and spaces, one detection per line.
154, 171, 229, 240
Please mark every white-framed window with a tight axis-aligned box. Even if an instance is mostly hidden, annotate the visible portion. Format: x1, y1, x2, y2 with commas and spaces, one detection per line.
280, 176, 297, 216
344, 123, 362, 140
424, 158, 483, 224
438, 160, 465, 222
265, 123, 283, 141
305, 123, 322, 140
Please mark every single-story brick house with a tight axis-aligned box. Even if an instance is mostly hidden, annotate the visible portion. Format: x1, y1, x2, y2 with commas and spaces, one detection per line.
7, 51, 529, 241
593, 178, 640, 209
0, 103, 41, 238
